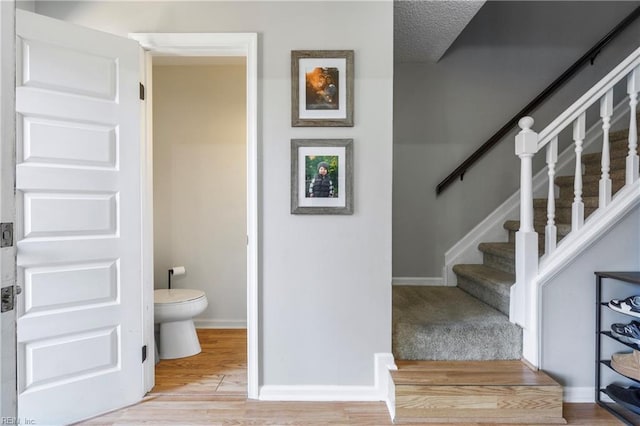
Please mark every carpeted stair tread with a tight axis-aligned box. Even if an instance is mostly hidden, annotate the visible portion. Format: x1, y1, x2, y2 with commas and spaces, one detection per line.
503, 219, 571, 236
582, 154, 630, 176
453, 264, 514, 296
555, 171, 627, 198
583, 148, 628, 163
453, 264, 514, 315
609, 126, 639, 143
392, 286, 522, 361
478, 242, 516, 259
555, 169, 626, 187
478, 242, 516, 274
534, 195, 599, 208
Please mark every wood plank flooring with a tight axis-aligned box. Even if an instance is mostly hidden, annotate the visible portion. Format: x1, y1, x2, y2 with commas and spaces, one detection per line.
77, 329, 623, 425
393, 360, 564, 424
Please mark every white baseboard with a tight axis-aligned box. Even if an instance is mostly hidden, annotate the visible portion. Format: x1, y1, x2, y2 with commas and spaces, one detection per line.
260, 353, 397, 420
375, 353, 397, 421
392, 277, 443, 286
194, 319, 247, 329
259, 385, 383, 401
563, 387, 594, 403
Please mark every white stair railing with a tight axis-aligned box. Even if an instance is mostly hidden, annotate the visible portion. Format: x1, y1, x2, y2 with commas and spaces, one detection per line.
513, 46, 640, 367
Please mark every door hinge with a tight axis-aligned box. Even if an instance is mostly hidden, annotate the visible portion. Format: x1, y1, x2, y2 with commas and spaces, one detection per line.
1, 286, 13, 313
142, 344, 147, 363
139, 83, 145, 100
1, 222, 13, 248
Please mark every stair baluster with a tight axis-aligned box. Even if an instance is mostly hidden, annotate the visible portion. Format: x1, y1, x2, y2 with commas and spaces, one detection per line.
627, 66, 640, 184
599, 89, 613, 208
571, 112, 586, 231
545, 137, 557, 256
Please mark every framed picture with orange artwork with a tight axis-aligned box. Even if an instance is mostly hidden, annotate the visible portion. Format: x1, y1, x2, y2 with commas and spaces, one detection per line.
291, 50, 354, 127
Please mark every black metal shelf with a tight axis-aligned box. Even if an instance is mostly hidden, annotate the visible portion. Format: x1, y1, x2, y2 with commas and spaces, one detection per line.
598, 389, 640, 426
596, 271, 640, 426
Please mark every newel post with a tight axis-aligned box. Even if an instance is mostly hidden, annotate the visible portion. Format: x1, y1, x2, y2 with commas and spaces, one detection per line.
512, 117, 540, 367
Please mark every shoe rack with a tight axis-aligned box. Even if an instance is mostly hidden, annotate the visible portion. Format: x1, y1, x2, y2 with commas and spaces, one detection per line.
596, 271, 640, 425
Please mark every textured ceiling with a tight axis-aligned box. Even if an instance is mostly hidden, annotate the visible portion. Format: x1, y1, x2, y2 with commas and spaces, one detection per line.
395, 0, 485, 63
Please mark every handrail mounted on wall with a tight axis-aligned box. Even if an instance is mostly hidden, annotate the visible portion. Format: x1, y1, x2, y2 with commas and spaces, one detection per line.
435, 6, 640, 196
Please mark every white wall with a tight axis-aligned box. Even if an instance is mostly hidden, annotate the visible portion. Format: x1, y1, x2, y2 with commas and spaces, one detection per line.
393, 1, 640, 278
35, 1, 393, 387
153, 63, 247, 327
540, 206, 640, 398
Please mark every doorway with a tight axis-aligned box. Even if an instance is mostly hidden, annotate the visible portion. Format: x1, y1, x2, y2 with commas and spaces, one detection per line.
131, 33, 259, 398
151, 57, 247, 392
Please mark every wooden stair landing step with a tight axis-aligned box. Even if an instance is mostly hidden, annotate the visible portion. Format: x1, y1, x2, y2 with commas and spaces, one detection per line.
392, 360, 566, 424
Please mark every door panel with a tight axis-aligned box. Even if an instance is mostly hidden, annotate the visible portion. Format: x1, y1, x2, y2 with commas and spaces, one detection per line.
15, 10, 143, 424
21, 39, 117, 99
23, 116, 117, 167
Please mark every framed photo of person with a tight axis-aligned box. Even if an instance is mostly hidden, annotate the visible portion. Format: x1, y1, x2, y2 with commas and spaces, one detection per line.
291, 50, 354, 127
291, 139, 353, 214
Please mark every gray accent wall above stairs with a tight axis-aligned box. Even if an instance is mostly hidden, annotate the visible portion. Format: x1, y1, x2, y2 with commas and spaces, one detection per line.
393, 1, 640, 278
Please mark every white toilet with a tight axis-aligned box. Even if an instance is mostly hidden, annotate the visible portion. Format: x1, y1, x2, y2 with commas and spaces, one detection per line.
154, 288, 208, 359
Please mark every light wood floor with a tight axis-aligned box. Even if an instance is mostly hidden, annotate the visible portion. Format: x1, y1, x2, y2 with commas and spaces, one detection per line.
78, 329, 622, 425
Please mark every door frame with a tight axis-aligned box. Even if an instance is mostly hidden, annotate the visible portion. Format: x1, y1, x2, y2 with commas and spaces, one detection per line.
130, 33, 259, 399
0, 0, 16, 417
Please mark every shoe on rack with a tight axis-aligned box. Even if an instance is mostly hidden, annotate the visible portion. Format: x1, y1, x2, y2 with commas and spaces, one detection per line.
605, 384, 640, 415
611, 320, 640, 346
611, 350, 640, 381
609, 296, 640, 318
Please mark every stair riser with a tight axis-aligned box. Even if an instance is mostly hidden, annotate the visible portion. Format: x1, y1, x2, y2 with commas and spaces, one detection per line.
483, 252, 515, 274
457, 275, 510, 316
557, 178, 626, 199
534, 206, 597, 224
395, 385, 564, 424
583, 156, 629, 176
609, 127, 640, 144
507, 229, 565, 248
504, 220, 571, 246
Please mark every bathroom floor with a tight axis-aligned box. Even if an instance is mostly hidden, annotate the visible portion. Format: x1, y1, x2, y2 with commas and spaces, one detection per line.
152, 328, 248, 396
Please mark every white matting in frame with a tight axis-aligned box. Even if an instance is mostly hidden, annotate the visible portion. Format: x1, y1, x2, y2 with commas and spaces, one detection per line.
291, 138, 353, 215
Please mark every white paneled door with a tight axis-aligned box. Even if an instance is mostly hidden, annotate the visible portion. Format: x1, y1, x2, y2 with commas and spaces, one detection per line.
15, 10, 144, 424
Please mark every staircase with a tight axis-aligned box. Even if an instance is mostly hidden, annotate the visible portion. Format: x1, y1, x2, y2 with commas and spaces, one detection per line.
391, 116, 638, 422
392, 47, 640, 424
393, 128, 639, 362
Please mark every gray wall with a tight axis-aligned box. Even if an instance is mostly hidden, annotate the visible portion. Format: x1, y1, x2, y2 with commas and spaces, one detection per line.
152, 63, 247, 327
394, 1, 640, 278
541, 206, 640, 394
36, 1, 393, 387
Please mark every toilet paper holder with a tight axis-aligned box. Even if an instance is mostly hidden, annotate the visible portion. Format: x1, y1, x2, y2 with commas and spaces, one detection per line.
167, 266, 186, 289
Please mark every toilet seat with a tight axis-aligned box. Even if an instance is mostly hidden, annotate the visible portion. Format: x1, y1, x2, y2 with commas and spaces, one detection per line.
154, 288, 205, 304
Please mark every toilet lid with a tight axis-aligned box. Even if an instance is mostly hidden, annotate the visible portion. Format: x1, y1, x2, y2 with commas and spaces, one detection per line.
154, 289, 205, 304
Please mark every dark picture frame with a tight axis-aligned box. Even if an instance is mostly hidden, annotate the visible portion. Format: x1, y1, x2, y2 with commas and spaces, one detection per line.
291, 50, 354, 127
291, 139, 354, 214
